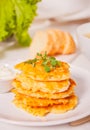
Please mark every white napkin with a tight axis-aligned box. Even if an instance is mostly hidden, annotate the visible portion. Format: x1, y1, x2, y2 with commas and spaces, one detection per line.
71, 54, 90, 71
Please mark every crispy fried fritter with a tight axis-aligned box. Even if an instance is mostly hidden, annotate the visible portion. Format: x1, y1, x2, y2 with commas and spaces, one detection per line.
13, 92, 69, 107
15, 74, 71, 93
12, 79, 75, 99
13, 95, 78, 116
12, 55, 78, 117
15, 61, 70, 81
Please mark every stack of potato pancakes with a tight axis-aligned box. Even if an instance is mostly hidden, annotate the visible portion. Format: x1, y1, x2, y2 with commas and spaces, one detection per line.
12, 53, 78, 116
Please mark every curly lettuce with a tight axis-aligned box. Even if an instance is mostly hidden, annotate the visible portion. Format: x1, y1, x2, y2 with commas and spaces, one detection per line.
0, 0, 41, 46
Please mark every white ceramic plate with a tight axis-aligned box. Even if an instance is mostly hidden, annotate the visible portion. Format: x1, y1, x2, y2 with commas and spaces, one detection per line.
57, 8, 90, 21
58, 8, 90, 22
37, 0, 89, 19
0, 66, 90, 126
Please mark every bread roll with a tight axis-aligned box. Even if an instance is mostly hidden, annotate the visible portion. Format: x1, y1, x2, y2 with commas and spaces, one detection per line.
29, 29, 76, 58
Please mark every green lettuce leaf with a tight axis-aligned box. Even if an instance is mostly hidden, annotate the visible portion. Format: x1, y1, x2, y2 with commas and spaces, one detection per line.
0, 0, 41, 46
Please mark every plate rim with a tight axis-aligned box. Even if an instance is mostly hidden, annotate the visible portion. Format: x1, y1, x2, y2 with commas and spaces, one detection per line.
0, 111, 89, 126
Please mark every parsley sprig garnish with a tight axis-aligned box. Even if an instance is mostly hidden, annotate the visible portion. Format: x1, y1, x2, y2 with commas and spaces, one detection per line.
25, 52, 61, 72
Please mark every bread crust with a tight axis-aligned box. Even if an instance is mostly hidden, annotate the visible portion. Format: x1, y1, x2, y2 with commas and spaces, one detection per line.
30, 29, 76, 57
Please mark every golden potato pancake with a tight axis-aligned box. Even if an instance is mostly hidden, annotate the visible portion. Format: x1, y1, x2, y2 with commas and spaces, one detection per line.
12, 79, 75, 99
13, 99, 50, 116
12, 54, 78, 117
15, 74, 71, 93
13, 92, 69, 107
15, 61, 70, 81
13, 95, 78, 116
51, 95, 78, 113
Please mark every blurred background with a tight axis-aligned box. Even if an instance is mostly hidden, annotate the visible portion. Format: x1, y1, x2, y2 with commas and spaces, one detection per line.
30, 0, 90, 37
0, 0, 90, 63
36, 0, 90, 21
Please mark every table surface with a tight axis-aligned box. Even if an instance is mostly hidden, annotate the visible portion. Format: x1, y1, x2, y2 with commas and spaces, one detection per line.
0, 20, 90, 130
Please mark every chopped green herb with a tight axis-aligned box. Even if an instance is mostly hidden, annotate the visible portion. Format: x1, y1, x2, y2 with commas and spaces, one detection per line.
44, 65, 51, 72
25, 53, 61, 72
